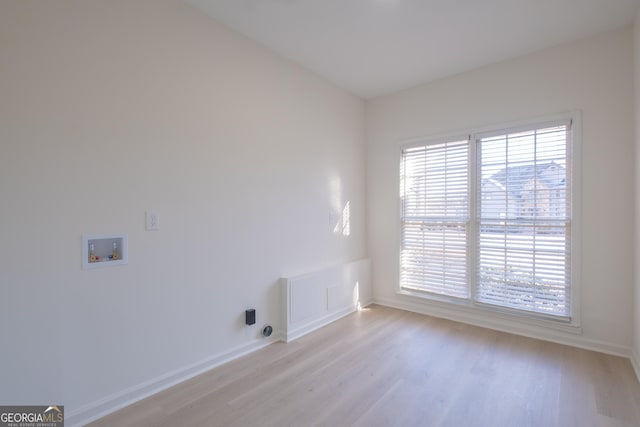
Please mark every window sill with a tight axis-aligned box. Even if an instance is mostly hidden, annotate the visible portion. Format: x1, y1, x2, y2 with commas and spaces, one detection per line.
395, 288, 582, 337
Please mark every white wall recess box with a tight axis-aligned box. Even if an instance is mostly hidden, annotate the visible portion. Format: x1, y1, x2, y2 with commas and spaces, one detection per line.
82, 234, 128, 269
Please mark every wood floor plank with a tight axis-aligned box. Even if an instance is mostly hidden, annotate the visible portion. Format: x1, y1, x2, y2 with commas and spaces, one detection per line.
88, 305, 640, 427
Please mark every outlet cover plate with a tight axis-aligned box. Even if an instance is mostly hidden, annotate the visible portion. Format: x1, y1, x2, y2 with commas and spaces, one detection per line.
146, 211, 160, 231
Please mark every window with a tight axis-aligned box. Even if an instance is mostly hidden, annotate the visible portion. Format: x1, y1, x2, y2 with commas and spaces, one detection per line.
400, 139, 470, 299
400, 119, 573, 320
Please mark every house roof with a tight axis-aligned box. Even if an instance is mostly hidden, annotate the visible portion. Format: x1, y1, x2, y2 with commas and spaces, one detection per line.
485, 162, 565, 198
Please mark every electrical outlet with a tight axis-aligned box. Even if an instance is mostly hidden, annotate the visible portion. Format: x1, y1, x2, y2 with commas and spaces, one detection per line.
146, 211, 160, 231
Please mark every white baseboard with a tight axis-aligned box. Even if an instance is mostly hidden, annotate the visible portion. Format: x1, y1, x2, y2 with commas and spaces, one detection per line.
284, 304, 356, 342
65, 334, 280, 427
283, 296, 374, 343
632, 348, 640, 383
372, 297, 631, 358
360, 296, 374, 309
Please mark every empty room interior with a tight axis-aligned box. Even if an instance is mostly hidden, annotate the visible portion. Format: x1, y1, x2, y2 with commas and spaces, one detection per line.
3, 0, 640, 425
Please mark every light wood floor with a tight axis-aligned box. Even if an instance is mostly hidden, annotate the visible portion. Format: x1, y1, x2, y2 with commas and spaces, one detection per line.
89, 305, 640, 427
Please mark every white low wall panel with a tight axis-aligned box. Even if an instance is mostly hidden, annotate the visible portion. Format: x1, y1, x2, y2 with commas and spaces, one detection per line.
281, 259, 371, 342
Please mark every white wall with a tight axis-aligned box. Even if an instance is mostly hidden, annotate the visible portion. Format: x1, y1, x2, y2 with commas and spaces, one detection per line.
0, 0, 366, 422
634, 12, 640, 375
367, 27, 635, 354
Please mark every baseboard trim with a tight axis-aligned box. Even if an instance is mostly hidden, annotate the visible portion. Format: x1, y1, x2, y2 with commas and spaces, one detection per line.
66, 334, 280, 427
284, 304, 355, 342
373, 297, 630, 358
632, 348, 640, 383
360, 297, 374, 309
283, 296, 375, 342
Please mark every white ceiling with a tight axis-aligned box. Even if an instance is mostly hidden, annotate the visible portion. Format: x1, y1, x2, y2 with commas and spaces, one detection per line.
186, 0, 639, 99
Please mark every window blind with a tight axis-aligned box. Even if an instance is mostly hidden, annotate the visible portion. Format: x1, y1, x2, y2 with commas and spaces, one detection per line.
399, 119, 573, 320
400, 139, 469, 298
476, 124, 571, 317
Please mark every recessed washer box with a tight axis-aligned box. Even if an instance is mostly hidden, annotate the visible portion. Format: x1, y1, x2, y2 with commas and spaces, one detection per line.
82, 234, 128, 269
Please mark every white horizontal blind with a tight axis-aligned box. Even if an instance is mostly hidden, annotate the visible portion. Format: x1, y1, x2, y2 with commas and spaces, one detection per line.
476, 123, 571, 317
400, 139, 469, 298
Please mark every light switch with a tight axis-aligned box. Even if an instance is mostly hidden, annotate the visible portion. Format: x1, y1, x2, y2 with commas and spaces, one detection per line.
146, 211, 160, 231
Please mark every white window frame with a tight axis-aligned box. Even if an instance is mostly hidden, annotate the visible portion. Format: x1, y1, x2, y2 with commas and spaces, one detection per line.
397, 113, 581, 328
